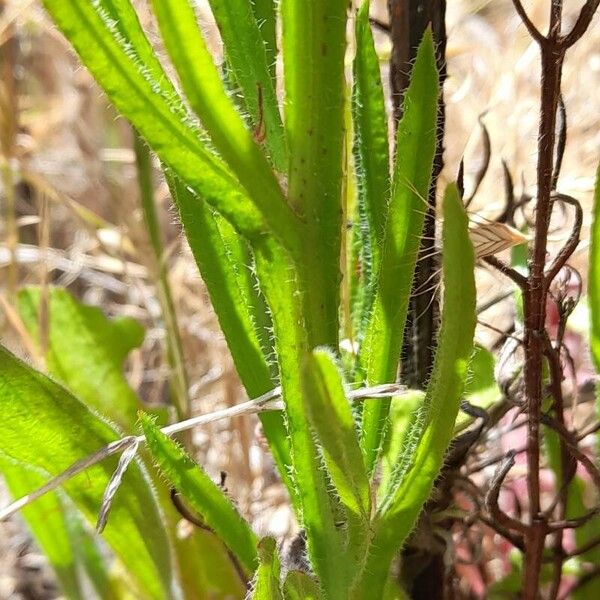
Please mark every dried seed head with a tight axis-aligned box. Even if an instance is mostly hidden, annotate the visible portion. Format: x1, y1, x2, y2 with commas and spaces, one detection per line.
468, 221, 528, 259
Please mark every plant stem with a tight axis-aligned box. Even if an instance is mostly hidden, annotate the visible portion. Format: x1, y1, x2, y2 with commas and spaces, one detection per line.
133, 131, 190, 424
522, 15, 564, 598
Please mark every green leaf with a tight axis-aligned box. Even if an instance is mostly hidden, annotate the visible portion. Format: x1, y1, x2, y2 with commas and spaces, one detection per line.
377, 390, 425, 504
140, 414, 258, 575
356, 184, 476, 597
253, 237, 345, 597
0, 346, 172, 598
359, 29, 439, 472
352, 1, 390, 298
134, 131, 190, 421
589, 163, 600, 371
94, 0, 179, 102
150, 0, 300, 250
43, 0, 267, 241
166, 175, 293, 492
251, 0, 277, 82
281, 0, 348, 346
302, 349, 370, 520
168, 178, 272, 394
283, 571, 323, 600
3, 464, 121, 600
175, 528, 246, 599
18, 287, 144, 431
1, 463, 84, 599
455, 344, 501, 431
207, 0, 286, 170
251, 537, 283, 600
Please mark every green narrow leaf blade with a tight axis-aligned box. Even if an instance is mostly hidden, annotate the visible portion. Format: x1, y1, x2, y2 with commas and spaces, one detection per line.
140, 414, 258, 575
302, 349, 370, 520
251, 537, 283, 600
377, 390, 425, 504
207, 0, 286, 170
150, 0, 299, 250
0, 346, 173, 599
353, 0, 390, 280
43, 0, 266, 240
166, 175, 293, 490
95, 0, 178, 100
356, 184, 476, 596
253, 238, 346, 597
251, 0, 277, 81
168, 178, 272, 394
359, 29, 439, 471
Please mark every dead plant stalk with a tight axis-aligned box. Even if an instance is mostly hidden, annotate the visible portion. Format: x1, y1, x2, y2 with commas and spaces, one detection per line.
509, 1, 600, 597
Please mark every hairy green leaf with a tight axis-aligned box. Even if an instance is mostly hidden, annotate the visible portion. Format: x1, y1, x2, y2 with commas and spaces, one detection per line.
377, 390, 425, 504
251, 0, 277, 82
166, 175, 293, 490
359, 30, 439, 471
356, 184, 476, 596
251, 537, 283, 600
207, 0, 286, 169
140, 414, 258, 575
253, 237, 345, 596
283, 571, 323, 600
0, 346, 172, 598
455, 345, 502, 431
18, 287, 144, 431
94, 0, 178, 99
352, 1, 390, 303
43, 0, 267, 241
150, 0, 299, 250
302, 349, 370, 520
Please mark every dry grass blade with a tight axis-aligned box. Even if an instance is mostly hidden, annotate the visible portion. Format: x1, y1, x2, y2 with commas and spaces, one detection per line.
96, 438, 140, 533
0, 383, 405, 524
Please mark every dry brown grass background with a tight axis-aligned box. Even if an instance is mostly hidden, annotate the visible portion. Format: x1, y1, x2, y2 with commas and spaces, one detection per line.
0, 0, 598, 597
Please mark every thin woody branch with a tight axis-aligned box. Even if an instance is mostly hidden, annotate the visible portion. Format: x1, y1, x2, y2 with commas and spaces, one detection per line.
560, 0, 600, 48
483, 255, 528, 289
511, 0, 546, 44
544, 193, 583, 286
485, 451, 528, 534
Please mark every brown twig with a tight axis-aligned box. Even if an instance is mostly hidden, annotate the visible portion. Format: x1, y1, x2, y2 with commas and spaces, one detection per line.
511, 0, 577, 593
559, 0, 600, 48
464, 115, 491, 208
484, 451, 528, 534
544, 193, 583, 286
511, 0, 545, 44
483, 255, 528, 289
